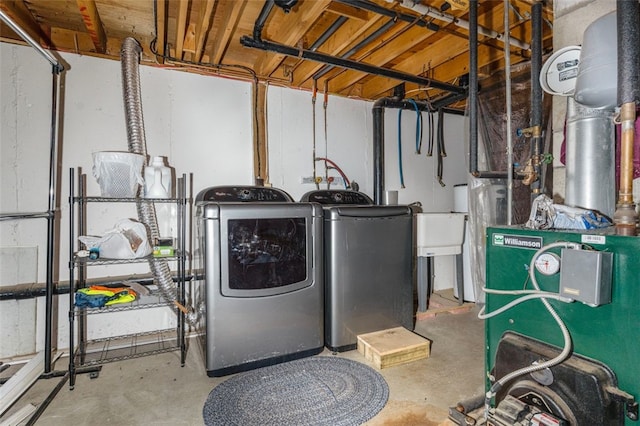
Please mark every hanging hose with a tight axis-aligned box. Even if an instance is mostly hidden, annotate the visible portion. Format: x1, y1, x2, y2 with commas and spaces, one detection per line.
407, 99, 423, 154
427, 110, 435, 157
396, 99, 424, 189
323, 81, 329, 188
436, 108, 446, 187
312, 80, 319, 189
397, 109, 406, 188
120, 38, 195, 324
315, 157, 351, 189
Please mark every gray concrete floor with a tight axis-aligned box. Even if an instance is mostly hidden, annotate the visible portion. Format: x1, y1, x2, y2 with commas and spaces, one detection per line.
2, 300, 484, 425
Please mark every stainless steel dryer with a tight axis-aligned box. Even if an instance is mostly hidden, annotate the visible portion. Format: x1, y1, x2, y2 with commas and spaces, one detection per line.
196, 186, 323, 377
300, 190, 414, 352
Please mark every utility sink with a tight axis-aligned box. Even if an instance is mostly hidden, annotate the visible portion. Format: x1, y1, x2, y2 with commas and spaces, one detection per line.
416, 212, 466, 257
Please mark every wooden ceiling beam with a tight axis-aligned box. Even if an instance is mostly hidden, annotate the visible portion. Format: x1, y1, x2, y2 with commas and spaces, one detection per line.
183, 22, 196, 54
174, 0, 189, 59
325, 2, 369, 21
362, 21, 551, 101
76, 0, 106, 54
363, 42, 501, 100
356, 2, 513, 99
0, 1, 51, 47
211, 0, 247, 64
326, 24, 439, 94
254, 0, 331, 77
296, 0, 509, 96
193, 0, 216, 63
289, 13, 383, 86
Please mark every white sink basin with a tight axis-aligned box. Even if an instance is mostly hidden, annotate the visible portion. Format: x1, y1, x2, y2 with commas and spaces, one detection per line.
416, 212, 465, 256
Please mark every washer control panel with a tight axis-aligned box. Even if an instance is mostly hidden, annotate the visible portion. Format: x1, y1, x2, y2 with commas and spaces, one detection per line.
196, 186, 293, 202
300, 190, 373, 205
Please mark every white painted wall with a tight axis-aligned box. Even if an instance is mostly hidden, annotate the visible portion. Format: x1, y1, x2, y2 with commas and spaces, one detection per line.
268, 85, 469, 297
1, 44, 254, 357
1, 42, 466, 358
267, 85, 374, 199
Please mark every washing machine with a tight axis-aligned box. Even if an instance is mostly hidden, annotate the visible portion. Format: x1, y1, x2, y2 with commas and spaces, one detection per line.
300, 189, 414, 352
196, 186, 324, 377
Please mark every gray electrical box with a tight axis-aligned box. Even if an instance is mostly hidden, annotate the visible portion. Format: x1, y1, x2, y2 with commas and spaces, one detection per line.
559, 249, 613, 306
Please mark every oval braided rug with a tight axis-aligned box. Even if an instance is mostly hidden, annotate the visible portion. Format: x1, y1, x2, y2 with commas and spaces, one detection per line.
203, 356, 389, 426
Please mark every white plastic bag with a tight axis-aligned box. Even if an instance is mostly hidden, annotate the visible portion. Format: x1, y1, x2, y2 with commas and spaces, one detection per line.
92, 151, 145, 197
526, 194, 612, 230
79, 219, 151, 259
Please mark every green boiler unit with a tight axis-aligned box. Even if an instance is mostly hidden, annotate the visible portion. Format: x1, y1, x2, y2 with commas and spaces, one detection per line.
484, 226, 639, 425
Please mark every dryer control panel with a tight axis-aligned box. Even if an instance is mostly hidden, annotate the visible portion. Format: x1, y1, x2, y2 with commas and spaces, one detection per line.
300, 190, 373, 205
196, 186, 293, 203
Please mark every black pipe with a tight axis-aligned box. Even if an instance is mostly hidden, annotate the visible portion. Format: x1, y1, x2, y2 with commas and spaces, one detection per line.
0, 274, 195, 301
311, 16, 348, 51
530, 2, 543, 133
334, 0, 435, 32
253, 0, 275, 40
313, 19, 397, 80
467, 1, 511, 180
372, 97, 416, 204
469, 0, 479, 176
373, 103, 386, 204
530, 1, 543, 195
431, 91, 468, 110
241, 36, 466, 94
371, 95, 466, 203
475, 171, 509, 179
44, 65, 63, 374
617, 0, 640, 104
441, 107, 465, 116
614, 0, 639, 234
68, 168, 75, 386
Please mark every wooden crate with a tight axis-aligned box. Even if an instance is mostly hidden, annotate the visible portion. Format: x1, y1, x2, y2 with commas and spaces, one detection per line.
357, 327, 431, 369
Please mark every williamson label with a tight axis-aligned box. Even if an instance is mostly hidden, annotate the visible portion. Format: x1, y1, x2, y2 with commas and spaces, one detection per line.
493, 234, 543, 250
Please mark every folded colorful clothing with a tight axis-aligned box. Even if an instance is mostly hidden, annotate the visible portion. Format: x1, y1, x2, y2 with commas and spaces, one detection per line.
74, 285, 137, 308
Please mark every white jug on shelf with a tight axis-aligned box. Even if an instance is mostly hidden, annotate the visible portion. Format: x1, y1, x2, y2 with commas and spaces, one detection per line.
144, 156, 173, 198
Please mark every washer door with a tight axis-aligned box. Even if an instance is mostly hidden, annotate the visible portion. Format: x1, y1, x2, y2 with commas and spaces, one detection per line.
218, 203, 319, 297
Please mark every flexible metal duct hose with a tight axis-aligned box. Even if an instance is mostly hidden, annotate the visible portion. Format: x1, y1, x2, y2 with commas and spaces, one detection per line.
120, 38, 193, 321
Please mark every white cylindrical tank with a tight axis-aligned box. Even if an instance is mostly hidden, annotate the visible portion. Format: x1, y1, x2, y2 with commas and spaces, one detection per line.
573, 11, 617, 109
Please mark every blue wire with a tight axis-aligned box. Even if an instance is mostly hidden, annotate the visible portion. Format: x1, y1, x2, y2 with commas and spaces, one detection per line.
397, 108, 405, 188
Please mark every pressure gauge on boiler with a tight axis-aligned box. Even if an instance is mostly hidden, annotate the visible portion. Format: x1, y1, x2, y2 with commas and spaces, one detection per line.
534, 253, 561, 276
